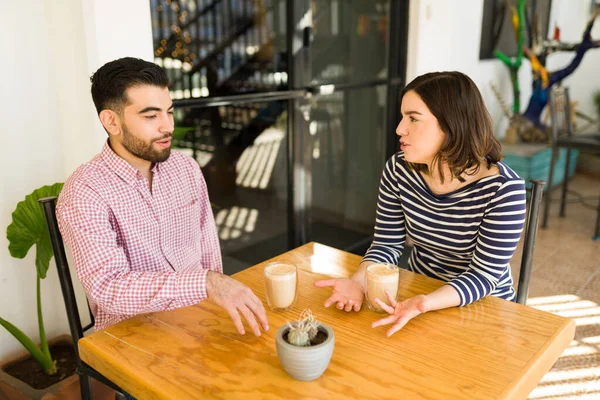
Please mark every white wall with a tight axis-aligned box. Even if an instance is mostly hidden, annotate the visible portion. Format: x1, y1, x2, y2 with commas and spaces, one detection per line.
0, 1, 65, 361
82, 0, 155, 145
406, 0, 600, 138
0, 0, 152, 360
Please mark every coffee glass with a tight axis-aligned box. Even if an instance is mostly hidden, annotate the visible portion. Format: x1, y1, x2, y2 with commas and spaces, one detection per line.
365, 263, 400, 313
264, 262, 298, 311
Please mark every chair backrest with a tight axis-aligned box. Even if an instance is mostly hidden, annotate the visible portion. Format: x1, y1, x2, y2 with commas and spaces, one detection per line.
549, 85, 574, 141
39, 196, 94, 355
39, 197, 127, 398
516, 180, 546, 305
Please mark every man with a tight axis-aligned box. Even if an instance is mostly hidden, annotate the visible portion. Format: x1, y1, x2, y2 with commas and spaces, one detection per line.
57, 57, 268, 337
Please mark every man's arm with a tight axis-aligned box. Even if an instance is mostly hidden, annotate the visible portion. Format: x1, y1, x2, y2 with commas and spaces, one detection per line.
447, 180, 526, 306
57, 182, 208, 316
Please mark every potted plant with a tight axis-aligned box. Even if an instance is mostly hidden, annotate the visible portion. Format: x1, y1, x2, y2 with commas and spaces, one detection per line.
275, 309, 335, 381
0, 183, 80, 399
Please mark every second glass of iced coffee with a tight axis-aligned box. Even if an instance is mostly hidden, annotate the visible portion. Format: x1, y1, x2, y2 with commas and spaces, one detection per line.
365, 263, 400, 313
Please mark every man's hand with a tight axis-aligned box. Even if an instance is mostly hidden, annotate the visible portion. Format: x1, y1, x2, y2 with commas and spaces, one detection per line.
206, 271, 269, 336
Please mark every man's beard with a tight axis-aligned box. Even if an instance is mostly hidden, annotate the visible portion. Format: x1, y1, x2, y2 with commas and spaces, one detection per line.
121, 124, 171, 163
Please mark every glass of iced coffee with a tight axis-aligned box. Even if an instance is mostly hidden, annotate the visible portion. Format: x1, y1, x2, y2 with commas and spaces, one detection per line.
365, 263, 400, 313
264, 262, 298, 311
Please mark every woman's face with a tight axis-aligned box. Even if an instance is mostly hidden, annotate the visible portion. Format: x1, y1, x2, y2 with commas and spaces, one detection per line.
396, 90, 446, 166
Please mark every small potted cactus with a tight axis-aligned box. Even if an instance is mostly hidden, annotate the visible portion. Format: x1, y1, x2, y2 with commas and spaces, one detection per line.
275, 309, 335, 381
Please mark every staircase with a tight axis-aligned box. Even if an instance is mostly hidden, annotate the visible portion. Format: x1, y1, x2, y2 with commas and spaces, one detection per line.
151, 0, 364, 198
151, 0, 288, 192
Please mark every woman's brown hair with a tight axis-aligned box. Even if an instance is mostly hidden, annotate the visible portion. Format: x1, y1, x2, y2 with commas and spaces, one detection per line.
401, 71, 502, 182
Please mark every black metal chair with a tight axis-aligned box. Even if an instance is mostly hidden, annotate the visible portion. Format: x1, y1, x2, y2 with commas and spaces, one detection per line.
39, 196, 123, 400
516, 179, 545, 305
542, 86, 600, 240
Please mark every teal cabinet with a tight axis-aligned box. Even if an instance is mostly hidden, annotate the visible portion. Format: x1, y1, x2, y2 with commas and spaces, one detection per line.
502, 143, 579, 190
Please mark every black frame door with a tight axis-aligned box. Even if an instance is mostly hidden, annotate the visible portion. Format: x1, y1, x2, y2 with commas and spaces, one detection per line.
169, 0, 409, 253
286, 0, 408, 251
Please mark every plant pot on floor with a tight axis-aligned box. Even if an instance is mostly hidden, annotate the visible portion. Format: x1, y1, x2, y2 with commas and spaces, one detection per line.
275, 318, 335, 381
0, 334, 114, 400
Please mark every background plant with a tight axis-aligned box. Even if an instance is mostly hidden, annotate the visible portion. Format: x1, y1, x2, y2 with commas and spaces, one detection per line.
1, 183, 64, 375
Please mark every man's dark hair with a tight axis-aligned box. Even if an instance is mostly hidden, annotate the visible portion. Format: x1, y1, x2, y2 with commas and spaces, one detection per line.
401, 71, 502, 183
90, 57, 169, 115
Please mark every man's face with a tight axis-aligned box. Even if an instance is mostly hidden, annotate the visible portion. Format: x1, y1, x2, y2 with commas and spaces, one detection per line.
119, 85, 174, 163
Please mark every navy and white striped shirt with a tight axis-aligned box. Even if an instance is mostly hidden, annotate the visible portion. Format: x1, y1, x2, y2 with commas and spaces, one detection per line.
363, 152, 526, 306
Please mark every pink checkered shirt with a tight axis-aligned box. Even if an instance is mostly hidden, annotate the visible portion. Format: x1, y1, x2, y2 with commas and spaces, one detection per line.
57, 142, 222, 330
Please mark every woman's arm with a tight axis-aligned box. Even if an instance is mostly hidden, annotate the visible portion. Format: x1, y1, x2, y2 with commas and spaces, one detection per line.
421, 285, 462, 312
371, 179, 526, 336
372, 285, 461, 337
446, 180, 526, 306
349, 260, 377, 291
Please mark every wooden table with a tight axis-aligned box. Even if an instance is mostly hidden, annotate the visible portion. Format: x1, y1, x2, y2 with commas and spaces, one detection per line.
79, 243, 575, 399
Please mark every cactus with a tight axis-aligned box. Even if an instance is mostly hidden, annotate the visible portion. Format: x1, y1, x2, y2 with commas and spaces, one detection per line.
287, 309, 320, 347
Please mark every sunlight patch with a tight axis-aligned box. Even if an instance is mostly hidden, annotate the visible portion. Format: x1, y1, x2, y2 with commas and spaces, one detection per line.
215, 207, 259, 241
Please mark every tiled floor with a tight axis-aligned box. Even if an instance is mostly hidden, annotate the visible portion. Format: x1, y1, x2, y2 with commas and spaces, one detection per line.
509, 174, 600, 399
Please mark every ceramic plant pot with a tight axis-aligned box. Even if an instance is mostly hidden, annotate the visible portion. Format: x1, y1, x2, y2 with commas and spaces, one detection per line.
275, 322, 335, 381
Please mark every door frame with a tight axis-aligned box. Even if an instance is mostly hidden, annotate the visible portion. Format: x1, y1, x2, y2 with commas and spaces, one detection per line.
172, 0, 409, 251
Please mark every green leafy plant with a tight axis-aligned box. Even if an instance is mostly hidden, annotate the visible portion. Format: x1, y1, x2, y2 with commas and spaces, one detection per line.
1, 183, 64, 375
172, 126, 195, 141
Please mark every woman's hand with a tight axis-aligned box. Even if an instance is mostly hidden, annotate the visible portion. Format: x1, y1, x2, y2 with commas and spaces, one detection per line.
372, 291, 429, 337
314, 278, 365, 312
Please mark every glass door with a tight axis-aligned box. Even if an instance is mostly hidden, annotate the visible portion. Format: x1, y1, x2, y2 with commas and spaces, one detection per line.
152, 0, 305, 273
289, 0, 407, 254
150, 0, 408, 272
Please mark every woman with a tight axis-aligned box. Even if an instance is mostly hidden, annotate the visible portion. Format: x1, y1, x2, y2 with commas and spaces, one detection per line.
315, 71, 526, 337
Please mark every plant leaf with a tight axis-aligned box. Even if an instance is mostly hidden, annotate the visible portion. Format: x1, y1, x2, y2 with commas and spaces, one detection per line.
173, 126, 195, 141
6, 183, 64, 279
0, 317, 56, 375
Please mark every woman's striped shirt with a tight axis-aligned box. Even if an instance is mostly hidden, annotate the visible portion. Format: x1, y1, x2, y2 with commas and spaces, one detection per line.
363, 152, 527, 306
